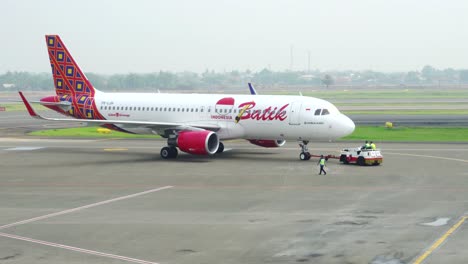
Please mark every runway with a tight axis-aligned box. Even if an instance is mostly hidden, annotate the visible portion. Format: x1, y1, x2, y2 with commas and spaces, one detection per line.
1, 138, 468, 263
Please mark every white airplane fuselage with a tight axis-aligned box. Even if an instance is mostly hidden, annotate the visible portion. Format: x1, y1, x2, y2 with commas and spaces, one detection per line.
94, 91, 355, 141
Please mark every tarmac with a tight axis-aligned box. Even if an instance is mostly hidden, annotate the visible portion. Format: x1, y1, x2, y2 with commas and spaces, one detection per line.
1, 99, 468, 263
0, 137, 468, 264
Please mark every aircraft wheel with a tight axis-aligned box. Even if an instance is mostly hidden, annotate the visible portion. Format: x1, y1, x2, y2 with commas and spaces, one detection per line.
299, 152, 310, 161
160, 147, 171, 159
169, 147, 178, 158
216, 142, 224, 153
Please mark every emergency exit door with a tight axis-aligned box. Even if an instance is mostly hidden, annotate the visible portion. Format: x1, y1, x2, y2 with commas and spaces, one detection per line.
288, 102, 302, 125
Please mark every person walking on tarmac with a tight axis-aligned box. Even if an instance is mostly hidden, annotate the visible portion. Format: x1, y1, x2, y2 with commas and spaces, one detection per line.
318, 155, 327, 175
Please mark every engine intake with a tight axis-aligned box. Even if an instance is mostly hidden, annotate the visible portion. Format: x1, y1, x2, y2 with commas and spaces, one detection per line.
177, 131, 219, 155
248, 139, 286, 148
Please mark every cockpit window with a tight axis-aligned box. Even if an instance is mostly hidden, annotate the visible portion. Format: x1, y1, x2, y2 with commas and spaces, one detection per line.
321, 109, 330, 115
314, 109, 321, 116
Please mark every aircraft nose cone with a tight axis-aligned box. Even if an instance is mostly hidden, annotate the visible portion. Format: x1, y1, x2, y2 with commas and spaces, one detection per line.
333, 114, 355, 138
342, 114, 355, 136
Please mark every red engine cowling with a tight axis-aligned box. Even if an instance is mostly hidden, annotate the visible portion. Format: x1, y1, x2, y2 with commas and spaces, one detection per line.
248, 139, 286, 148
177, 131, 219, 155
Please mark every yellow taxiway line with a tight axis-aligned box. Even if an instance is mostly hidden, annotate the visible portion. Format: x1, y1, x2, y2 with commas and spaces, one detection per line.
103, 148, 128, 152
413, 216, 467, 264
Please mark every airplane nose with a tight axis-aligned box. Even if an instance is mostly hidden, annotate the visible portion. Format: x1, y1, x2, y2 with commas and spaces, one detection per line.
335, 114, 355, 138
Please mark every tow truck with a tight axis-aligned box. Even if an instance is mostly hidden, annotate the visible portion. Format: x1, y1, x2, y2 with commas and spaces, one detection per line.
339, 147, 383, 166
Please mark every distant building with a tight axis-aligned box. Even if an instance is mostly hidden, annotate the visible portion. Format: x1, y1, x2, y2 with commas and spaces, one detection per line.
2, 83, 15, 89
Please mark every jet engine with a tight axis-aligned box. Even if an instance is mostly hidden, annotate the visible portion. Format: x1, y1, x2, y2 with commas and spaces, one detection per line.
248, 139, 286, 148
176, 130, 219, 155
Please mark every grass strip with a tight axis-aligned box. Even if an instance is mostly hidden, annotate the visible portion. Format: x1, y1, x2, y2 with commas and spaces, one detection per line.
342, 110, 468, 115
1, 103, 47, 111
29, 127, 160, 138
29, 125, 468, 142
342, 126, 468, 142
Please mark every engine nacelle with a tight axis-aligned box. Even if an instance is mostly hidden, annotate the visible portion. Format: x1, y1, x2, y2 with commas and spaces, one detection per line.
177, 131, 219, 155
248, 139, 286, 148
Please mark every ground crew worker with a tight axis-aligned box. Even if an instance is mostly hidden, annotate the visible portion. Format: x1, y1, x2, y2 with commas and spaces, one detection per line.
362, 141, 371, 150
370, 141, 376, 150
318, 155, 327, 175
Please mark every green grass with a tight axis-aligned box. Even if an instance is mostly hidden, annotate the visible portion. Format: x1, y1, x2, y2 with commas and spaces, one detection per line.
342, 126, 468, 142
29, 125, 468, 142
0, 103, 46, 111
29, 127, 160, 138
271, 90, 468, 99
342, 110, 468, 115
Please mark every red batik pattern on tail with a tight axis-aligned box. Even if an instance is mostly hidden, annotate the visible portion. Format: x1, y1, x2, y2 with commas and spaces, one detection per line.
45, 35, 104, 120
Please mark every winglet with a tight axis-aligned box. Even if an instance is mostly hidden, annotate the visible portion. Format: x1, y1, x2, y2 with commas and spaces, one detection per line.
18, 92, 40, 118
248, 83, 257, 95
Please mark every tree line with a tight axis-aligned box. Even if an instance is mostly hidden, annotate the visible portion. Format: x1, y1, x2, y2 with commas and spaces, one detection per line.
2, 66, 468, 91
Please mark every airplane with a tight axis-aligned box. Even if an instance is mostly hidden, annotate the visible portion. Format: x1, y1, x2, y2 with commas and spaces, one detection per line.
19, 35, 355, 160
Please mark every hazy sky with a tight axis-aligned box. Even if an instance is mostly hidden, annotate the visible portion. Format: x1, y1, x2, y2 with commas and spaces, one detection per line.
2, 0, 468, 74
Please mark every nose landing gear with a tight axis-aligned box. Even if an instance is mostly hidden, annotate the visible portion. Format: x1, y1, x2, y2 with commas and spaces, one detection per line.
299, 141, 311, 161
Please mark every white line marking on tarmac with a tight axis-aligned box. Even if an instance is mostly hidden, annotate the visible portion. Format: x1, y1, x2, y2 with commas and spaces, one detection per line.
386, 152, 468, 163
0, 186, 173, 230
421, 218, 451, 227
0, 232, 159, 264
4, 147, 44, 151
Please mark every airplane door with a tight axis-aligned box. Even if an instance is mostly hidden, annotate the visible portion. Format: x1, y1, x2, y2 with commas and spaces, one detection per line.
289, 102, 302, 125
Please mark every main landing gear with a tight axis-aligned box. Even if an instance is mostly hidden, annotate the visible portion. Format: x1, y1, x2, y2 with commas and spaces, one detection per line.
299, 141, 311, 161
160, 146, 178, 159
159, 141, 225, 159
216, 142, 224, 154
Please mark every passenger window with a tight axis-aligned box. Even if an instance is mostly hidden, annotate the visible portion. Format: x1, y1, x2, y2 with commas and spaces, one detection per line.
164, 107, 167, 111
191, 109, 194, 112
196, 108, 198, 112
314, 109, 321, 116
138, 107, 141, 111
177, 108, 180, 112
321, 109, 330, 115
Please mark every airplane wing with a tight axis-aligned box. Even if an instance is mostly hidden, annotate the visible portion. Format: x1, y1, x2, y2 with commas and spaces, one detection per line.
19, 92, 220, 132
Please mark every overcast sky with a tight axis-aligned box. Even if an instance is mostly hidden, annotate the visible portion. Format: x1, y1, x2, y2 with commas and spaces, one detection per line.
2, 0, 468, 74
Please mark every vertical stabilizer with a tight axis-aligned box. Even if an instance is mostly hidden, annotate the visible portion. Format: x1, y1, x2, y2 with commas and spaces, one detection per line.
45, 35, 103, 120
45, 35, 96, 97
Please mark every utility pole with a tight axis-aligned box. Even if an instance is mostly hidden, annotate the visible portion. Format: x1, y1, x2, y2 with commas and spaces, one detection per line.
290, 45, 294, 71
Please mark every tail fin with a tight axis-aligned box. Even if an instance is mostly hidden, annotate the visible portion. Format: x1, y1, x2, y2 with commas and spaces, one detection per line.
45, 35, 97, 97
